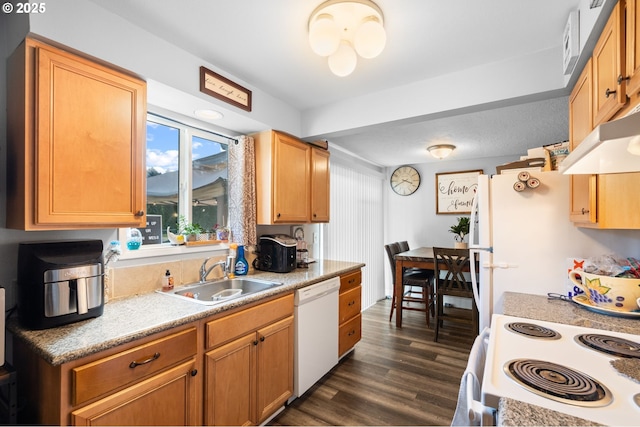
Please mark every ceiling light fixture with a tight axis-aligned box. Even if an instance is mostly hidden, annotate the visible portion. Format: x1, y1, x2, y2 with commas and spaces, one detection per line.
427, 144, 456, 160
194, 109, 224, 121
308, 0, 386, 77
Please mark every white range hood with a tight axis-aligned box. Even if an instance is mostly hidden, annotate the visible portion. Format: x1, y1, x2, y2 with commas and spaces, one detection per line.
559, 109, 640, 174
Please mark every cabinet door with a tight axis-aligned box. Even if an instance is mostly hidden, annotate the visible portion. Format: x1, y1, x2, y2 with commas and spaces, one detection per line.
273, 133, 310, 223
255, 316, 294, 424
205, 333, 256, 426
72, 359, 197, 426
592, 2, 625, 126
310, 147, 330, 222
568, 60, 597, 224
627, 0, 640, 95
35, 43, 146, 228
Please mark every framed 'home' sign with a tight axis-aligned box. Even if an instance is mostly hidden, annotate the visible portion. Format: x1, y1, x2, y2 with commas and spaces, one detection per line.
436, 170, 482, 214
200, 66, 252, 111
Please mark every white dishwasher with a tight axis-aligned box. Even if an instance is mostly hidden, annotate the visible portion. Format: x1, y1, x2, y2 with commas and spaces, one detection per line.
293, 276, 340, 399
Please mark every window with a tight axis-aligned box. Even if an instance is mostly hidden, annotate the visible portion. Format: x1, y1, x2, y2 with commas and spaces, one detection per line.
120, 113, 232, 254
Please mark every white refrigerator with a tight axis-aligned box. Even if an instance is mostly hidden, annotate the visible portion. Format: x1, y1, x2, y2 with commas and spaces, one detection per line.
469, 171, 609, 331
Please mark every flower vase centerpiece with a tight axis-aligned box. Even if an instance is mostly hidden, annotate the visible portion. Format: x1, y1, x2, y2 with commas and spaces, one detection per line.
449, 216, 470, 249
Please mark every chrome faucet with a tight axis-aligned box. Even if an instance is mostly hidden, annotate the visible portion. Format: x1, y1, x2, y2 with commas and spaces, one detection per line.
200, 258, 227, 282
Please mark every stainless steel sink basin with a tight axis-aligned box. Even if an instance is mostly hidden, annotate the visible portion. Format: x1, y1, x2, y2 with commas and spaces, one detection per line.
157, 278, 284, 305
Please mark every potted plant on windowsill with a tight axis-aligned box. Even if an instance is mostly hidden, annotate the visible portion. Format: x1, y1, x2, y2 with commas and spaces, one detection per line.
449, 216, 470, 249
178, 216, 205, 242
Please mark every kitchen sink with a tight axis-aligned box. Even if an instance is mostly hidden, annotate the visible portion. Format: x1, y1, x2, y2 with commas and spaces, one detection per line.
157, 277, 284, 305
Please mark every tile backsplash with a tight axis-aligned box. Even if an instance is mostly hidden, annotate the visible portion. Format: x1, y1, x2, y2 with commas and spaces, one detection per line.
108, 255, 227, 301
106, 250, 258, 301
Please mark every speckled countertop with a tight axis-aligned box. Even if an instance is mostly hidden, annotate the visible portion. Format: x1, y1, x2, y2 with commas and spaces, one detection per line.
6, 259, 364, 366
502, 292, 639, 335
497, 292, 639, 426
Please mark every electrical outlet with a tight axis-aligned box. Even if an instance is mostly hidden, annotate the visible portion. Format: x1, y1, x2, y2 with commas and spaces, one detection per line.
313, 232, 319, 244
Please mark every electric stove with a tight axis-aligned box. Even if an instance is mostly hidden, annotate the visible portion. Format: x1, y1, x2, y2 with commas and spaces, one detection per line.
482, 314, 640, 425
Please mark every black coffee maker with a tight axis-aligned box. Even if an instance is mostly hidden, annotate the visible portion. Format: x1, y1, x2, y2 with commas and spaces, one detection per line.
18, 240, 104, 329
253, 234, 297, 273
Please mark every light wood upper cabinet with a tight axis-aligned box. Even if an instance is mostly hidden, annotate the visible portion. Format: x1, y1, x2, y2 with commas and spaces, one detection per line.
568, 59, 598, 225
254, 130, 330, 224
6, 37, 146, 230
592, 1, 626, 126
627, 0, 640, 95
567, 0, 640, 229
310, 147, 330, 222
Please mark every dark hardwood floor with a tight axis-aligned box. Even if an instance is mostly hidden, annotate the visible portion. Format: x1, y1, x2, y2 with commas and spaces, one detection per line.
270, 298, 475, 426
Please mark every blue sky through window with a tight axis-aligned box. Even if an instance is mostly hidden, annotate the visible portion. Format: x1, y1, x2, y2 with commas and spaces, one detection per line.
146, 122, 225, 173
147, 121, 179, 173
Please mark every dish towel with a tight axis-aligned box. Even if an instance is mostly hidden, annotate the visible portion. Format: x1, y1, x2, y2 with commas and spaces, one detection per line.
451, 327, 492, 426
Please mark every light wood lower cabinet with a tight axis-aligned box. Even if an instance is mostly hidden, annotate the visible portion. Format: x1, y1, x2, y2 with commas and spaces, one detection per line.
204, 294, 294, 426
12, 291, 299, 426
13, 325, 199, 426
338, 269, 362, 357
72, 359, 197, 426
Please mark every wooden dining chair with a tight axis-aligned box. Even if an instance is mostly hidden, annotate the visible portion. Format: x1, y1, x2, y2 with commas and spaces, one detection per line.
385, 242, 434, 325
432, 247, 479, 342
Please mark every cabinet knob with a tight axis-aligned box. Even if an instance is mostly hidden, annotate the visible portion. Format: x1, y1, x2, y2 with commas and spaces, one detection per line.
313, 213, 317, 218
134, 210, 145, 217
277, 213, 281, 218
190, 369, 198, 377
581, 208, 590, 215
253, 340, 259, 346
260, 336, 265, 342
618, 74, 630, 85
605, 88, 616, 98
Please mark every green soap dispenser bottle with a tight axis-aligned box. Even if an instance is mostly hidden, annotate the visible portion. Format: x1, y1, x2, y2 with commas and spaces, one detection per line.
235, 245, 248, 276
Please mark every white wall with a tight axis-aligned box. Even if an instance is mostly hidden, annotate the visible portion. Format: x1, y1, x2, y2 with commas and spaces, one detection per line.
383, 156, 640, 298
0, 2, 300, 310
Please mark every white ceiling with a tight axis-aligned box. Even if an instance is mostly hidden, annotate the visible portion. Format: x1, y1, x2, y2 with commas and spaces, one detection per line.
87, 0, 587, 167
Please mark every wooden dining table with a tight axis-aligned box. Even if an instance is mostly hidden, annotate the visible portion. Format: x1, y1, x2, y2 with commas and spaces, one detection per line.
393, 247, 477, 327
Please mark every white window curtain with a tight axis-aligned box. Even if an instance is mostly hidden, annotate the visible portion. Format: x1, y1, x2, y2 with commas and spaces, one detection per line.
228, 135, 257, 246
324, 160, 385, 310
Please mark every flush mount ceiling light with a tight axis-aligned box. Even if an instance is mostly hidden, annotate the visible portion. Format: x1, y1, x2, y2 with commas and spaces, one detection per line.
308, 0, 386, 77
194, 109, 224, 121
427, 144, 456, 159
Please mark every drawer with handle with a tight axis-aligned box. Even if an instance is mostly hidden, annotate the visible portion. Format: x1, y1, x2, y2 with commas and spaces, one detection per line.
339, 285, 361, 324
338, 313, 361, 356
340, 270, 361, 292
71, 327, 197, 405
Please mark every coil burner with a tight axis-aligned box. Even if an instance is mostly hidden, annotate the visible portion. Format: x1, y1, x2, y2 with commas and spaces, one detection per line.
504, 359, 612, 407
575, 334, 640, 359
505, 322, 561, 340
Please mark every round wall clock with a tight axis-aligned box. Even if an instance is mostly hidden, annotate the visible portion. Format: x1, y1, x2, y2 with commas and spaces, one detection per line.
390, 166, 421, 196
